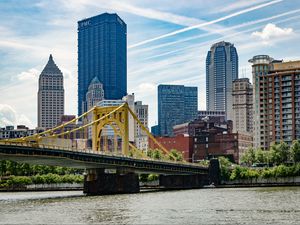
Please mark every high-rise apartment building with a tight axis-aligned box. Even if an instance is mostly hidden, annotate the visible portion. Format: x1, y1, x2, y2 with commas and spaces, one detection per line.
249, 56, 300, 148
78, 13, 127, 116
206, 41, 238, 120
134, 101, 149, 150
85, 77, 104, 111
38, 55, 64, 129
232, 78, 253, 134
158, 85, 198, 137
249, 55, 275, 149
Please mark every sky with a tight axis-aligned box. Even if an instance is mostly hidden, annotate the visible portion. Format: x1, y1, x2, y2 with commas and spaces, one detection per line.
0, 0, 300, 129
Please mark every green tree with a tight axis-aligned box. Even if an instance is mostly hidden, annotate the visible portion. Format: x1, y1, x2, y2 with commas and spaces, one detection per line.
255, 148, 265, 163
168, 149, 183, 161
241, 147, 255, 166
147, 149, 164, 160
290, 140, 300, 163
270, 142, 289, 165
218, 156, 233, 180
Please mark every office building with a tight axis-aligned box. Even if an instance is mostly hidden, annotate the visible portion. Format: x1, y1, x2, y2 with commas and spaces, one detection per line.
85, 77, 104, 111
206, 41, 238, 120
38, 54, 64, 129
78, 13, 127, 116
158, 84, 198, 137
122, 94, 135, 142
134, 101, 149, 150
232, 78, 253, 134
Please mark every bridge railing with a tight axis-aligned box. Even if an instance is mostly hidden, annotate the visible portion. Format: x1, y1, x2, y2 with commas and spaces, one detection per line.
0, 141, 207, 167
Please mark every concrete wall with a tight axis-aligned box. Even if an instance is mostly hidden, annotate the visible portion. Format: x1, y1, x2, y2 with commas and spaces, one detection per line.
222, 176, 300, 186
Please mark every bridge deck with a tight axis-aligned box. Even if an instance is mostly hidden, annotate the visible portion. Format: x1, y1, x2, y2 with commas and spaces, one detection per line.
0, 144, 208, 175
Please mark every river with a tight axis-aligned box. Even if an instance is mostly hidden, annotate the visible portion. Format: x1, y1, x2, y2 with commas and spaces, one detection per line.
0, 187, 299, 224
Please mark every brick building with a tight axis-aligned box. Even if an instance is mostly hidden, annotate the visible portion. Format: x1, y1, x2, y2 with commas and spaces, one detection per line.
150, 117, 248, 163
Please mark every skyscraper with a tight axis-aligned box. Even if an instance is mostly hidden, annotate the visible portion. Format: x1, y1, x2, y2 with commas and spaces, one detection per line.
206, 41, 238, 120
78, 13, 127, 116
85, 76, 104, 111
38, 55, 64, 129
158, 85, 198, 137
232, 78, 253, 134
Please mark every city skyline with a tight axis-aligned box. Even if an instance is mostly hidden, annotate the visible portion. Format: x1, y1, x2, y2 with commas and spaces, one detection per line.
1, 0, 300, 128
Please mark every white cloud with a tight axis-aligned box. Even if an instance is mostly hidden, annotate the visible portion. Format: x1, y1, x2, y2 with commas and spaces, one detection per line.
0, 104, 34, 128
128, 0, 283, 48
217, 0, 269, 13
252, 23, 294, 43
16, 68, 40, 81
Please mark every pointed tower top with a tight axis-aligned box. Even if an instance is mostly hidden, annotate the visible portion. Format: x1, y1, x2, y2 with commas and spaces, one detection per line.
40, 54, 62, 76
90, 76, 100, 84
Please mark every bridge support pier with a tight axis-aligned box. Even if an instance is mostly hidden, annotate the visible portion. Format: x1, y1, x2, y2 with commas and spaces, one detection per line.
83, 169, 140, 195
159, 174, 209, 189
159, 159, 220, 189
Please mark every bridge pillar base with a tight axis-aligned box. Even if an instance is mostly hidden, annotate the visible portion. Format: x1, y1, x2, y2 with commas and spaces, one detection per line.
83, 169, 140, 195
159, 174, 208, 189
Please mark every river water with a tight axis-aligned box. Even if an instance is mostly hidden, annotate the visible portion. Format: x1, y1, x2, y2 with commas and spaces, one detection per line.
0, 187, 299, 224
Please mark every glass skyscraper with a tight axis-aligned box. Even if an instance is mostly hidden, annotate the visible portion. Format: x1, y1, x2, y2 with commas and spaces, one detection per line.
206, 41, 238, 120
158, 85, 198, 137
78, 13, 127, 116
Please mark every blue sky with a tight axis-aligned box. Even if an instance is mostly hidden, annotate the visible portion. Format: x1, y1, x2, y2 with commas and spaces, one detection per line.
0, 0, 300, 128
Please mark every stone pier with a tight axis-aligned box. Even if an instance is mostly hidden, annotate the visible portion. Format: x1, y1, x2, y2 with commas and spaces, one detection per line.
83, 169, 140, 195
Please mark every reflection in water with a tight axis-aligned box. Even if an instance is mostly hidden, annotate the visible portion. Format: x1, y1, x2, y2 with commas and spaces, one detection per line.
0, 187, 299, 224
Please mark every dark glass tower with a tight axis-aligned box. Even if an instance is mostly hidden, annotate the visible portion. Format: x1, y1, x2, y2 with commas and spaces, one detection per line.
78, 13, 127, 115
206, 41, 238, 120
158, 85, 198, 137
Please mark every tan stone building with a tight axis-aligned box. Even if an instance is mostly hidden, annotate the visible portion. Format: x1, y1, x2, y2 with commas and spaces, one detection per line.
232, 78, 253, 134
38, 55, 64, 129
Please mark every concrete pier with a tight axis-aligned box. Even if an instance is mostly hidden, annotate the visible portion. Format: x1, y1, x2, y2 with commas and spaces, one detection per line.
83, 169, 140, 195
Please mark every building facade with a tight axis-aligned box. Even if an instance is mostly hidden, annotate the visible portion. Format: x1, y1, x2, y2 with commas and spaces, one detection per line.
232, 78, 253, 134
206, 41, 238, 120
150, 117, 249, 163
122, 94, 135, 142
158, 84, 198, 137
85, 77, 104, 111
269, 61, 300, 144
249, 56, 300, 148
38, 54, 64, 129
78, 13, 127, 116
0, 125, 44, 139
134, 101, 149, 150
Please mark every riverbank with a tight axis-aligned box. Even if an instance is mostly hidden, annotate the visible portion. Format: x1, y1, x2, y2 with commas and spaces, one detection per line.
219, 176, 300, 188
0, 183, 83, 192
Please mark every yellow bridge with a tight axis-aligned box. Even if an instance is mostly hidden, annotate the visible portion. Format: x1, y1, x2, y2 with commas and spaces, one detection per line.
0, 103, 212, 195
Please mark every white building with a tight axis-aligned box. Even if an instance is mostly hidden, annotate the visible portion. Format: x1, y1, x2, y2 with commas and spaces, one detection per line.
85, 76, 104, 111
122, 94, 135, 142
38, 54, 64, 129
134, 101, 149, 150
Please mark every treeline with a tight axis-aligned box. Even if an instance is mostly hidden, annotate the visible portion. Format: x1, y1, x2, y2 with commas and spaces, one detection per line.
0, 174, 83, 188
0, 160, 83, 177
219, 141, 300, 181
0, 160, 84, 188
146, 148, 184, 161
241, 140, 300, 166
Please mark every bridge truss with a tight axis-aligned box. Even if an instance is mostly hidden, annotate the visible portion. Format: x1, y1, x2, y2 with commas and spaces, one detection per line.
0, 103, 176, 161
